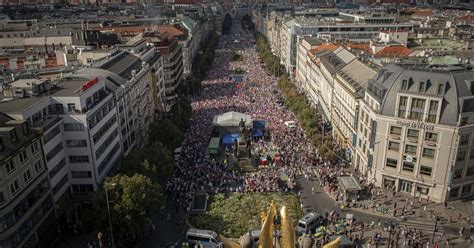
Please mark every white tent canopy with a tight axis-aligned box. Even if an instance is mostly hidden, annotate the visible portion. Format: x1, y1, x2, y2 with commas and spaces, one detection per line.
212, 111, 252, 127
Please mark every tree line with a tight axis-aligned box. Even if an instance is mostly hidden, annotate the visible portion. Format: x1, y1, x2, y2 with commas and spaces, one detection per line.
79, 26, 220, 247
255, 33, 335, 161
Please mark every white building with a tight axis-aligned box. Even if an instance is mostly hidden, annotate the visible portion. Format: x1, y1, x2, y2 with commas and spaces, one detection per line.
356, 64, 474, 202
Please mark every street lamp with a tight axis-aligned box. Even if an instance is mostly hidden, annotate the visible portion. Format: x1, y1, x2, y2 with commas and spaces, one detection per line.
104, 182, 117, 248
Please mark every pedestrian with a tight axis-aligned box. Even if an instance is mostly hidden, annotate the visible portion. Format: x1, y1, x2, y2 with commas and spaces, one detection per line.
394, 209, 397, 217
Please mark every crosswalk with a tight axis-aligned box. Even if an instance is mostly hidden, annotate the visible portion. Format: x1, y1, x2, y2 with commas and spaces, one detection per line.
399, 219, 444, 234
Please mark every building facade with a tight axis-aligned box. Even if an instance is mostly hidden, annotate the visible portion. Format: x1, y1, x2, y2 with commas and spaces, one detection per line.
356, 64, 474, 202
0, 116, 56, 247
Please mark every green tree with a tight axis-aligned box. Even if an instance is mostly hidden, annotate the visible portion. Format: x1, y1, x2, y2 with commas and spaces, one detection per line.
149, 119, 181, 151
120, 141, 173, 183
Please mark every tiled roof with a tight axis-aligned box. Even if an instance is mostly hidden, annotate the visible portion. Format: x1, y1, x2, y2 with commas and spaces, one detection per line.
156, 25, 186, 37
376, 46, 413, 57
460, 15, 474, 22
308, 44, 339, 55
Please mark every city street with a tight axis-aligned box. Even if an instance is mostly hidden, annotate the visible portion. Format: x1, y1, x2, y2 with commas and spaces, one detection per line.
140, 17, 471, 248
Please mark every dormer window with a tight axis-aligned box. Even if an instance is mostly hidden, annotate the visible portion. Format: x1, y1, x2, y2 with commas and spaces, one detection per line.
401, 80, 408, 91
418, 81, 426, 93
10, 130, 17, 143
437, 83, 445, 95
22, 122, 29, 135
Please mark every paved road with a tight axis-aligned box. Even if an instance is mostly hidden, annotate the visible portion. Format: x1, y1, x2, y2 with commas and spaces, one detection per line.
296, 175, 393, 224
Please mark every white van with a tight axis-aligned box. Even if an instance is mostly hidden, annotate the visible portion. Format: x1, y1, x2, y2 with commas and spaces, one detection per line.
174, 147, 182, 163
284, 121, 297, 129
186, 228, 223, 248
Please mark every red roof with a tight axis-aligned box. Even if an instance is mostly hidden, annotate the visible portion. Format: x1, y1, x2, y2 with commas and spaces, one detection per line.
460, 15, 474, 22
156, 25, 186, 37
376, 46, 413, 57
346, 43, 372, 54
308, 44, 339, 55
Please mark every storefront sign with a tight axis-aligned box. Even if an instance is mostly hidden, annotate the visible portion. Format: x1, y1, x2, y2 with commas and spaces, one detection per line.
396, 120, 435, 131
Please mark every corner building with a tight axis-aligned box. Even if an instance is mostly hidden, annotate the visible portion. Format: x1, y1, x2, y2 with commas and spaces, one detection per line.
355, 64, 474, 202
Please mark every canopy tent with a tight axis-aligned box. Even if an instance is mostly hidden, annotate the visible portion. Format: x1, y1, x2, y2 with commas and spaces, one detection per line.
253, 129, 264, 139
253, 120, 266, 130
212, 111, 252, 127
208, 137, 220, 156
222, 133, 239, 148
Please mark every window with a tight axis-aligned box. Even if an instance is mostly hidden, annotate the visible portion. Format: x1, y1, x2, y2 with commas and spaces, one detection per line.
426, 100, 439, 123
422, 148, 435, 159
418, 81, 426, 92
453, 169, 463, 179
30, 142, 39, 154
425, 132, 438, 142
9, 180, 20, 195
401, 79, 409, 90
34, 160, 42, 173
0, 136, 3, 151
386, 158, 398, 168
420, 165, 432, 176
402, 162, 415, 172
470, 148, 474, 159
460, 135, 470, 146
390, 126, 402, 136
409, 98, 426, 121
5, 161, 15, 175
69, 155, 89, 163
66, 139, 87, 148
71, 171, 92, 178
416, 186, 429, 195
466, 167, 474, 177
461, 185, 472, 195
43, 126, 61, 144
460, 116, 468, 126
449, 187, 459, 198
72, 184, 94, 193
19, 150, 28, 163
405, 145, 417, 155
407, 129, 419, 139
0, 191, 5, 204
67, 103, 76, 112
23, 170, 32, 184
397, 96, 408, 118
457, 150, 466, 162
10, 129, 17, 143
22, 122, 29, 135
63, 123, 85, 131
46, 143, 63, 162
437, 84, 445, 95
388, 141, 400, 151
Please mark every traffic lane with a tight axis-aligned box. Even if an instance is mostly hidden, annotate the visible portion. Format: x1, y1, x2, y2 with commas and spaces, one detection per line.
296, 175, 394, 224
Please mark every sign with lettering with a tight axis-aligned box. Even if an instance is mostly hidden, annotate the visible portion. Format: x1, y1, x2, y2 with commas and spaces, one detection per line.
396, 120, 435, 131
82, 77, 99, 92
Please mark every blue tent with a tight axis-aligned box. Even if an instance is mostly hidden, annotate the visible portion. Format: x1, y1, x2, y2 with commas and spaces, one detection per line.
253, 129, 264, 139
222, 133, 239, 148
253, 120, 266, 131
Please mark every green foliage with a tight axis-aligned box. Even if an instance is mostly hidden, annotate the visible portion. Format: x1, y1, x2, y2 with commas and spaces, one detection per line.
149, 119, 181, 151
189, 193, 301, 238
169, 96, 192, 130
82, 174, 163, 240
232, 67, 245, 74
188, 31, 218, 94
255, 33, 283, 76
232, 52, 242, 61
120, 142, 173, 183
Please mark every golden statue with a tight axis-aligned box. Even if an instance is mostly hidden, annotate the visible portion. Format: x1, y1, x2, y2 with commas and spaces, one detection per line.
257, 203, 339, 248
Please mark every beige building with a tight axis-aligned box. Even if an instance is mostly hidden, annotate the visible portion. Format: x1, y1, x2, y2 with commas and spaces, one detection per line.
356, 64, 474, 202
0, 117, 56, 247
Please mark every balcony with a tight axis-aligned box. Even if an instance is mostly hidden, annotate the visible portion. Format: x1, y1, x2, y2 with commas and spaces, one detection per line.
32, 116, 62, 132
